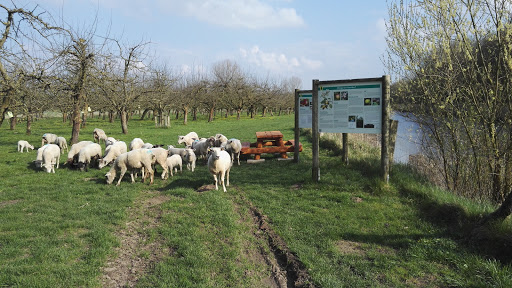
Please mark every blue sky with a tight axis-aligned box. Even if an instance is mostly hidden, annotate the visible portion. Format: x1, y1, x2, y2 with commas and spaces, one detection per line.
18, 0, 389, 89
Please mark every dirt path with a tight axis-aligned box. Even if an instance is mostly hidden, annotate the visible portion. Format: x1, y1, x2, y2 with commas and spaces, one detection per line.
229, 187, 315, 288
101, 190, 170, 287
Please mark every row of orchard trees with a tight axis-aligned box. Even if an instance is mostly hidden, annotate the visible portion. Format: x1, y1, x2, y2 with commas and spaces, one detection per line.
0, 3, 301, 144
385, 0, 512, 220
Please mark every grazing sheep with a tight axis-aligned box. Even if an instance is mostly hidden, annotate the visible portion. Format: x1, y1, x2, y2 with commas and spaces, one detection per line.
105, 149, 155, 186
105, 137, 118, 147
141, 143, 153, 149
177, 132, 199, 146
165, 154, 182, 177
66, 141, 94, 166
192, 136, 215, 159
55, 137, 69, 154
93, 128, 108, 144
41, 144, 61, 173
207, 147, 232, 192
41, 133, 58, 146
34, 146, 46, 168
214, 134, 228, 147
147, 147, 169, 179
98, 141, 127, 169
225, 138, 242, 165
77, 143, 102, 171
183, 148, 196, 172
17, 140, 34, 153
129, 138, 144, 151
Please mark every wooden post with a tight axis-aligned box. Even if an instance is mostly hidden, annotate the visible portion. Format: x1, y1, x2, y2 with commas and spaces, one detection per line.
381, 75, 391, 183
389, 119, 399, 172
294, 89, 300, 163
342, 133, 348, 164
312, 80, 320, 182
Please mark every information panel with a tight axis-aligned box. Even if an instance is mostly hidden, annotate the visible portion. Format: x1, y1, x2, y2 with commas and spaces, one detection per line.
317, 81, 382, 134
298, 91, 312, 128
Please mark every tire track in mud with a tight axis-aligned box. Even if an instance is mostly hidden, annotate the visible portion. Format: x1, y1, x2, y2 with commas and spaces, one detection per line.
101, 190, 170, 288
230, 188, 316, 288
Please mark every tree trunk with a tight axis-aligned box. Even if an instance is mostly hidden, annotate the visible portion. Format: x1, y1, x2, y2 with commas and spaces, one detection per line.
183, 106, 188, 125
9, 114, 16, 130
237, 108, 241, 120
62, 112, 67, 123
70, 109, 81, 145
208, 107, 214, 122
193, 108, 197, 121
121, 109, 128, 134
482, 190, 512, 224
26, 114, 32, 135
140, 108, 150, 120
81, 104, 88, 129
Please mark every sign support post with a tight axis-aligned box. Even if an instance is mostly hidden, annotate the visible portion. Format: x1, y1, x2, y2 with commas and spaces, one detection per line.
312, 80, 320, 182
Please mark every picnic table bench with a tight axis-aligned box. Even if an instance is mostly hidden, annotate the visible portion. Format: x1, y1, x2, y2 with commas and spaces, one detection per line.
240, 131, 302, 160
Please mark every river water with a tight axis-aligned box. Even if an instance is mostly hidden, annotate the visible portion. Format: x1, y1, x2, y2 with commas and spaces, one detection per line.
392, 112, 422, 164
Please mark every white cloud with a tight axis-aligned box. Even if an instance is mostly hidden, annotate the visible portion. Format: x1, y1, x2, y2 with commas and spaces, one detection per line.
239, 45, 322, 74
159, 0, 304, 29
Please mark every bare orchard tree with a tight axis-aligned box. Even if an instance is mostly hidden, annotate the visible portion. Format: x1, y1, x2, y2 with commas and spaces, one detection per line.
145, 65, 181, 127
0, 3, 61, 127
103, 39, 152, 134
207, 60, 243, 122
385, 0, 512, 222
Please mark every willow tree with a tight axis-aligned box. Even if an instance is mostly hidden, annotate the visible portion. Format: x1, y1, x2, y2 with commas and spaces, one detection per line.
385, 0, 512, 221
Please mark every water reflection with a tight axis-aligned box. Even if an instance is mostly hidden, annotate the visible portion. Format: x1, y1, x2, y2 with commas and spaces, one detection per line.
392, 112, 422, 164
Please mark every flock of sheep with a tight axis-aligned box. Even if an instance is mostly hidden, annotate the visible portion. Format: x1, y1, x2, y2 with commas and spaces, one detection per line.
17, 128, 243, 192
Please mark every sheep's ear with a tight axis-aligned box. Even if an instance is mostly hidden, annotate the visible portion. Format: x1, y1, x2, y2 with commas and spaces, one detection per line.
220, 147, 226, 151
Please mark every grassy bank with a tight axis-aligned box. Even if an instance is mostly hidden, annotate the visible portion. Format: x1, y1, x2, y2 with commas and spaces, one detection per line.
1, 114, 511, 287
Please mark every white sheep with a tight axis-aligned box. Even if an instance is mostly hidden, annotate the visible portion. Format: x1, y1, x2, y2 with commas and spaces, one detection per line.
165, 154, 183, 177
183, 148, 196, 172
55, 137, 69, 154
207, 147, 232, 192
105, 149, 155, 186
192, 136, 215, 159
17, 140, 34, 153
129, 138, 144, 151
105, 137, 118, 147
77, 143, 102, 171
147, 147, 169, 180
225, 138, 242, 165
177, 132, 199, 146
41, 133, 58, 146
41, 144, 61, 173
98, 141, 127, 169
93, 128, 108, 144
214, 134, 228, 147
141, 143, 154, 149
67, 141, 94, 166
34, 146, 46, 168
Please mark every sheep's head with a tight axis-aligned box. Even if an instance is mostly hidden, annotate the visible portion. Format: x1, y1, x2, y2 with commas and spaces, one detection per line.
177, 136, 185, 144
77, 161, 87, 171
98, 159, 108, 169
105, 171, 114, 184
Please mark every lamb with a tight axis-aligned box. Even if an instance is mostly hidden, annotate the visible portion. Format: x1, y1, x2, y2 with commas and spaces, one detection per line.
225, 138, 242, 165
41, 133, 58, 146
214, 134, 228, 147
129, 138, 144, 151
146, 147, 169, 179
165, 154, 182, 177
55, 137, 69, 154
177, 132, 199, 146
98, 141, 127, 169
93, 128, 108, 144
66, 141, 94, 166
207, 147, 232, 192
77, 143, 102, 171
192, 136, 215, 159
105, 149, 155, 186
183, 148, 196, 172
17, 140, 34, 153
41, 144, 61, 173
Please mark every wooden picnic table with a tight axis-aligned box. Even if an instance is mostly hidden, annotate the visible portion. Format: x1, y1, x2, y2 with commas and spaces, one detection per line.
241, 130, 302, 160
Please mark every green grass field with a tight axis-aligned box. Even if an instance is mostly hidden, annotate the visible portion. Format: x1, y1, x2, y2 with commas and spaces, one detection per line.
1, 113, 512, 287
